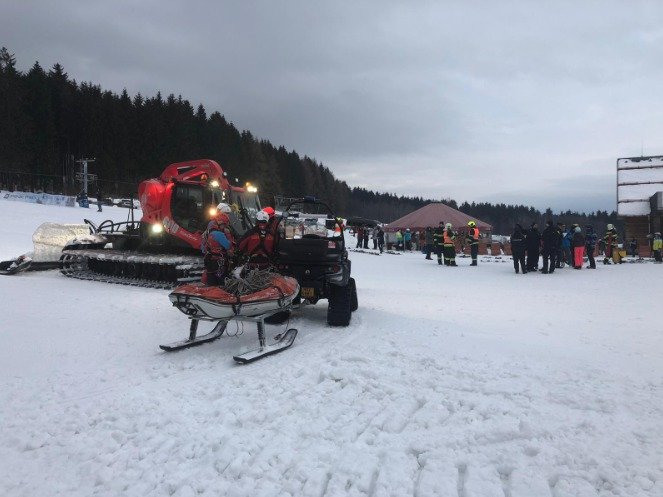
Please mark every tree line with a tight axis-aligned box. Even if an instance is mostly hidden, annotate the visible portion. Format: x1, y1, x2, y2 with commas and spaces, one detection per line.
0, 47, 619, 233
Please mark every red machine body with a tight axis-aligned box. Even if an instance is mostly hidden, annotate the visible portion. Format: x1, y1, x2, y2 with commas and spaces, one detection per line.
137, 159, 256, 251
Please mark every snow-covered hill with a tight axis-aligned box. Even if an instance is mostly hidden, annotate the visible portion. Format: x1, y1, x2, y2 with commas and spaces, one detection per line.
0, 198, 661, 497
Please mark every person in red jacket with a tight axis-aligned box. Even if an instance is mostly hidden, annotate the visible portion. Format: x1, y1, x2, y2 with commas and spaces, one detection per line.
261, 206, 281, 239
237, 210, 277, 270
201, 203, 235, 285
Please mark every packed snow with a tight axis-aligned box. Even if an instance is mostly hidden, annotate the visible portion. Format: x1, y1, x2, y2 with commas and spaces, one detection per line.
0, 199, 662, 497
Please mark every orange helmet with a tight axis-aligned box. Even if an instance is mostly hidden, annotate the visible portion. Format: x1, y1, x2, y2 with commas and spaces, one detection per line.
262, 206, 275, 218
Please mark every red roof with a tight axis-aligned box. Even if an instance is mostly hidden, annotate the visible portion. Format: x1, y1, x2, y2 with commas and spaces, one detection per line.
385, 203, 492, 232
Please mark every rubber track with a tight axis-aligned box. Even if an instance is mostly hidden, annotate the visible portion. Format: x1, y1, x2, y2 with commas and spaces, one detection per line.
60, 249, 204, 289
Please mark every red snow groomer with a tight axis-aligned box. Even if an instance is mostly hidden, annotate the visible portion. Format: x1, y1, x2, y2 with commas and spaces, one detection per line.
59, 159, 261, 288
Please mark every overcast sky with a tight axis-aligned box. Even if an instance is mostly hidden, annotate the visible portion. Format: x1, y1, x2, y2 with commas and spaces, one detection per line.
3, 0, 663, 213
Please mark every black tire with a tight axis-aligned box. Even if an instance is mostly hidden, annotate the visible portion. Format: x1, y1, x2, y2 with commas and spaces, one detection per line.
349, 277, 358, 312
264, 310, 291, 324
327, 283, 352, 327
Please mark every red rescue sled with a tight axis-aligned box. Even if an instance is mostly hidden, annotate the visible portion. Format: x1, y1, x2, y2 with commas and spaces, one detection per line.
163, 275, 300, 363
168, 275, 299, 320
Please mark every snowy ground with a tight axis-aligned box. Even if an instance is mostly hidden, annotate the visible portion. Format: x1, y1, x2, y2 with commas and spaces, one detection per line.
0, 199, 662, 497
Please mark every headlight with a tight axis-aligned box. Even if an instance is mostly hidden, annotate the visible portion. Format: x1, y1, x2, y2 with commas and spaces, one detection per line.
210, 180, 219, 188
209, 207, 217, 217
151, 223, 164, 234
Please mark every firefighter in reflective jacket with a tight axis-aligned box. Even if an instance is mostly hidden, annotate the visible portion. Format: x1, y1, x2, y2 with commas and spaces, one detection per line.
466, 220, 480, 266
237, 210, 277, 270
201, 203, 235, 285
443, 223, 457, 266
603, 224, 620, 265
433, 222, 445, 265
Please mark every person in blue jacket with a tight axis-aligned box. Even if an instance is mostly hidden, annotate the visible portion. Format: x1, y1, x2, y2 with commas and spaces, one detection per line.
403, 228, 412, 251
561, 225, 573, 268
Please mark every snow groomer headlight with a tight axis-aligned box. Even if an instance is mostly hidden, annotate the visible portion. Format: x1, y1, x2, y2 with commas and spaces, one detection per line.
151, 223, 164, 234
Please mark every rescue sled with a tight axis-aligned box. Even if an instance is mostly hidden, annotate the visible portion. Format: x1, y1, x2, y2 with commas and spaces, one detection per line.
163, 274, 300, 363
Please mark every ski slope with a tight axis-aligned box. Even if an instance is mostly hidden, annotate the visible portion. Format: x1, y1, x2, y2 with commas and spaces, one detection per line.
0, 198, 661, 497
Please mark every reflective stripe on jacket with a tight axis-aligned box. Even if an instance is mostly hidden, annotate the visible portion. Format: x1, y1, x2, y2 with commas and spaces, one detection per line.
466, 227, 479, 244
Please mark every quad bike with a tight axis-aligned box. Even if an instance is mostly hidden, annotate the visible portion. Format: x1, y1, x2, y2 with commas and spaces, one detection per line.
274, 196, 358, 326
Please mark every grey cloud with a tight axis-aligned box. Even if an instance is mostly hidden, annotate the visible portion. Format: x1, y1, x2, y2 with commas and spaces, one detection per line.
3, 1, 663, 213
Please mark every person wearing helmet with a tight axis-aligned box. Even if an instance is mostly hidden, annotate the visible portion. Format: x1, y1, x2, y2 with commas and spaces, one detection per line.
216, 202, 232, 214
465, 220, 480, 266
443, 223, 457, 266
201, 207, 235, 286
653, 232, 662, 263
603, 223, 619, 264
237, 210, 277, 270
260, 206, 282, 238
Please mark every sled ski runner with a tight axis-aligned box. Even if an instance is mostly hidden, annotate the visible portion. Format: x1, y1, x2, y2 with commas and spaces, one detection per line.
160, 308, 299, 363
159, 319, 229, 351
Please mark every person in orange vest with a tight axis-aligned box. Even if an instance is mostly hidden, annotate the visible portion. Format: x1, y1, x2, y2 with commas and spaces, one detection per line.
465, 220, 479, 266
443, 223, 457, 266
335, 218, 344, 237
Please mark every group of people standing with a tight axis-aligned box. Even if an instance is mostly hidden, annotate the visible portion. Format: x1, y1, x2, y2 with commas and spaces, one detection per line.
508, 221, 626, 274
201, 203, 280, 285
424, 220, 480, 267
354, 226, 386, 252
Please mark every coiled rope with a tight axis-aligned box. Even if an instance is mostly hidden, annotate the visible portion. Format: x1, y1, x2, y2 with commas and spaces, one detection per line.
222, 267, 278, 296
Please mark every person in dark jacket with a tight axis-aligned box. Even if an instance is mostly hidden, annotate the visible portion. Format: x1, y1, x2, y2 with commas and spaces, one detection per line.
629, 238, 638, 257
433, 222, 445, 265
355, 227, 363, 248
96, 185, 103, 212
510, 224, 527, 274
442, 223, 457, 266
424, 227, 433, 259
572, 226, 585, 269
363, 228, 369, 249
377, 227, 385, 253
554, 222, 565, 268
561, 225, 573, 268
540, 220, 560, 274
525, 222, 541, 271
585, 225, 597, 269
466, 220, 480, 266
